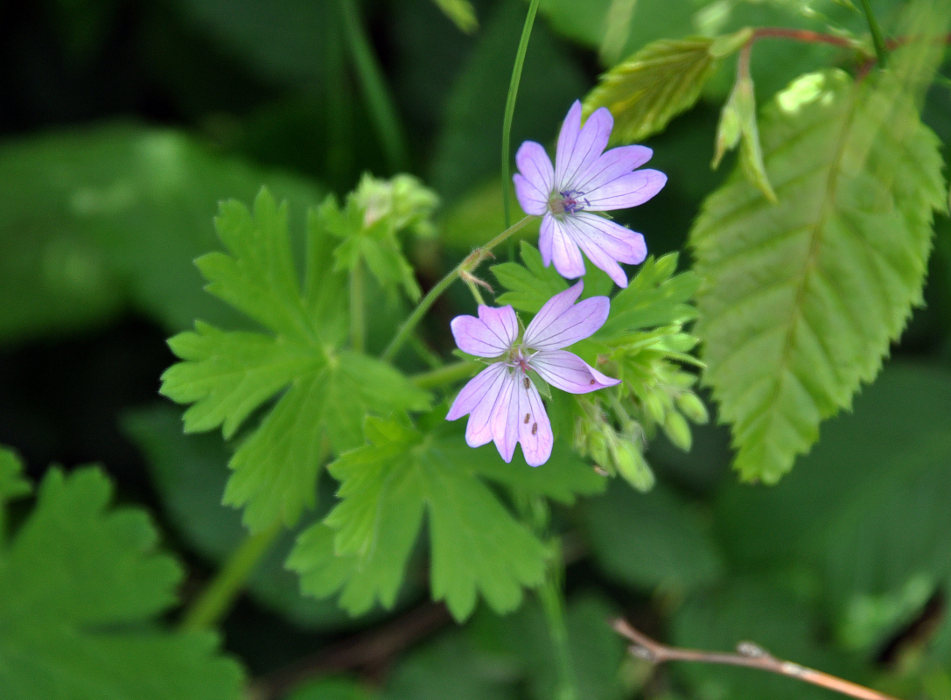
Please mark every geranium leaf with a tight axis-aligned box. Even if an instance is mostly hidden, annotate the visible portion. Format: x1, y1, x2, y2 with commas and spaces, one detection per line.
161, 189, 431, 531
691, 69, 946, 483
0, 458, 242, 699
289, 415, 602, 621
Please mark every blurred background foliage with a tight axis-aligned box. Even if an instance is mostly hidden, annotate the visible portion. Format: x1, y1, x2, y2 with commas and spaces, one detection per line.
1, 0, 949, 698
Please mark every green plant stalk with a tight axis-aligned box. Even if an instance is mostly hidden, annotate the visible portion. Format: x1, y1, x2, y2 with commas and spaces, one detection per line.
859, 0, 888, 67
350, 259, 366, 352
411, 359, 480, 390
179, 518, 284, 631
338, 0, 409, 171
539, 563, 578, 700
381, 215, 533, 361
501, 0, 540, 226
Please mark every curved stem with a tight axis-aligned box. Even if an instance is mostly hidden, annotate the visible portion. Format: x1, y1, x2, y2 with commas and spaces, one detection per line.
380, 215, 533, 362
501, 0, 540, 226
859, 0, 889, 67
338, 0, 409, 171
539, 548, 578, 700
180, 518, 284, 631
613, 619, 900, 700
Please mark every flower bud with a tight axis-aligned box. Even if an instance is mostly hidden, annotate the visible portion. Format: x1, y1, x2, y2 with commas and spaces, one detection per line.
676, 392, 709, 424
612, 439, 655, 492
663, 410, 692, 451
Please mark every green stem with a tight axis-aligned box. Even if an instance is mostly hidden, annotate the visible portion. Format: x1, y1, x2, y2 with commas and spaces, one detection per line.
859, 0, 888, 67
501, 0, 540, 226
338, 0, 409, 171
350, 260, 365, 352
539, 560, 578, 700
179, 518, 283, 631
381, 215, 533, 362
411, 359, 480, 390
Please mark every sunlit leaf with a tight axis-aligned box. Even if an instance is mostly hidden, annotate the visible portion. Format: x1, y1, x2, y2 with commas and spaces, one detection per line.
584, 30, 751, 143
691, 69, 946, 482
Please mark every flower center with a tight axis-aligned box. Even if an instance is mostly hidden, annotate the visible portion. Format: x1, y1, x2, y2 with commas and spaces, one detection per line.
549, 189, 588, 215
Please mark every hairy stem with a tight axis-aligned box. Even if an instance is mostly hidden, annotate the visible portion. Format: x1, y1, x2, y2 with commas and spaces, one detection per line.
338, 0, 409, 171
501, 0, 540, 226
381, 215, 533, 362
180, 518, 284, 631
613, 619, 900, 700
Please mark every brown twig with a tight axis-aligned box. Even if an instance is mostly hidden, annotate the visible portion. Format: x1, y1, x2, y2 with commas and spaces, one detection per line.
612, 618, 901, 700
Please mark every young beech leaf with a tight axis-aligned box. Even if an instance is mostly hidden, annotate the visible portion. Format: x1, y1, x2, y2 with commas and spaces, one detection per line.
584, 30, 752, 144
288, 414, 603, 621
713, 70, 777, 202
0, 459, 243, 699
691, 69, 946, 483
161, 189, 431, 532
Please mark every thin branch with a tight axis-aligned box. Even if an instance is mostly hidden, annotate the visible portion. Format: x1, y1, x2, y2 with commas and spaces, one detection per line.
612, 618, 901, 700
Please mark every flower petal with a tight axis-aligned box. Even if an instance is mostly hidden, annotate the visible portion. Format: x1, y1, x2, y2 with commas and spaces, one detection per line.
447, 362, 505, 423
516, 377, 553, 466
560, 213, 647, 288
530, 350, 620, 394
547, 216, 586, 280
573, 145, 653, 194
583, 169, 667, 211
450, 305, 518, 357
555, 102, 612, 190
514, 141, 554, 216
525, 283, 609, 350
492, 369, 520, 463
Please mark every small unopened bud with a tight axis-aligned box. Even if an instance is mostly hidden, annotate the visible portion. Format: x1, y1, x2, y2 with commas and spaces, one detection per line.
676, 392, 709, 424
663, 411, 692, 451
644, 392, 666, 425
612, 440, 655, 492
588, 430, 612, 472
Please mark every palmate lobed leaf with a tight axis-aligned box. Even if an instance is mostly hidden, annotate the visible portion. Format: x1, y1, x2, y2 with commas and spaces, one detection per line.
0, 454, 242, 699
161, 189, 431, 531
289, 414, 603, 621
691, 69, 946, 483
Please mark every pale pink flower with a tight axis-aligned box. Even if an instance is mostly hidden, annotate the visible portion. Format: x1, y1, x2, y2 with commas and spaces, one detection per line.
513, 100, 666, 288
446, 282, 619, 466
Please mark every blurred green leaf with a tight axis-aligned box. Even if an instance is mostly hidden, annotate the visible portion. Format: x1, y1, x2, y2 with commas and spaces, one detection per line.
691, 69, 946, 483
715, 363, 951, 643
583, 481, 724, 593
0, 124, 324, 343
584, 31, 751, 144
0, 462, 243, 699
161, 189, 430, 532
123, 405, 359, 629
432, 0, 478, 33
491, 241, 569, 312
429, 0, 585, 201
286, 676, 377, 700
291, 413, 602, 621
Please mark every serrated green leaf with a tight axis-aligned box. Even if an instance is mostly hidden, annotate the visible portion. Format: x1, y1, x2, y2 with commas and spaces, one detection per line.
584, 34, 745, 143
691, 69, 946, 483
291, 415, 600, 621
0, 464, 242, 699
162, 189, 431, 531
595, 253, 699, 340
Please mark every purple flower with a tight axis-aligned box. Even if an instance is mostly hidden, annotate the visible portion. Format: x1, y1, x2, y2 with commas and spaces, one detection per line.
446, 282, 619, 466
513, 100, 667, 288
